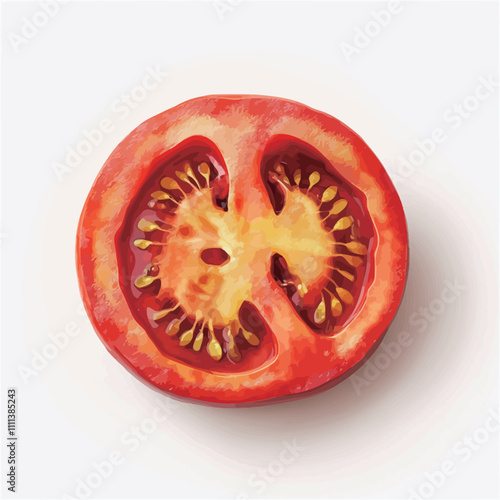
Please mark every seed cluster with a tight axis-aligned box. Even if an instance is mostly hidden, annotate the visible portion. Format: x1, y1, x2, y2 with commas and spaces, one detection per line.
153, 308, 259, 362
129, 158, 368, 363
268, 163, 367, 326
130, 160, 260, 362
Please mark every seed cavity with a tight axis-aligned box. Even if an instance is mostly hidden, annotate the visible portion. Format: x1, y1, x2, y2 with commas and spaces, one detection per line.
255, 141, 373, 335
200, 248, 230, 266
263, 170, 367, 329
131, 156, 260, 363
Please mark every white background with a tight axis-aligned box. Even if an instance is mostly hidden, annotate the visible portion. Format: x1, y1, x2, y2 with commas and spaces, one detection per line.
1, 1, 498, 499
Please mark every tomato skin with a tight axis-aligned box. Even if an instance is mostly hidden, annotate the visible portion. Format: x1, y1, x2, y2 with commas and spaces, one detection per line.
77, 95, 408, 406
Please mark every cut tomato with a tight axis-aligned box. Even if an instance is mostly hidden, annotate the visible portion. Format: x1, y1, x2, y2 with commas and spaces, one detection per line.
77, 95, 408, 406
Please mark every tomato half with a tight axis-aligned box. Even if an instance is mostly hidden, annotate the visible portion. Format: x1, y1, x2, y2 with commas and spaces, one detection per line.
77, 95, 408, 406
